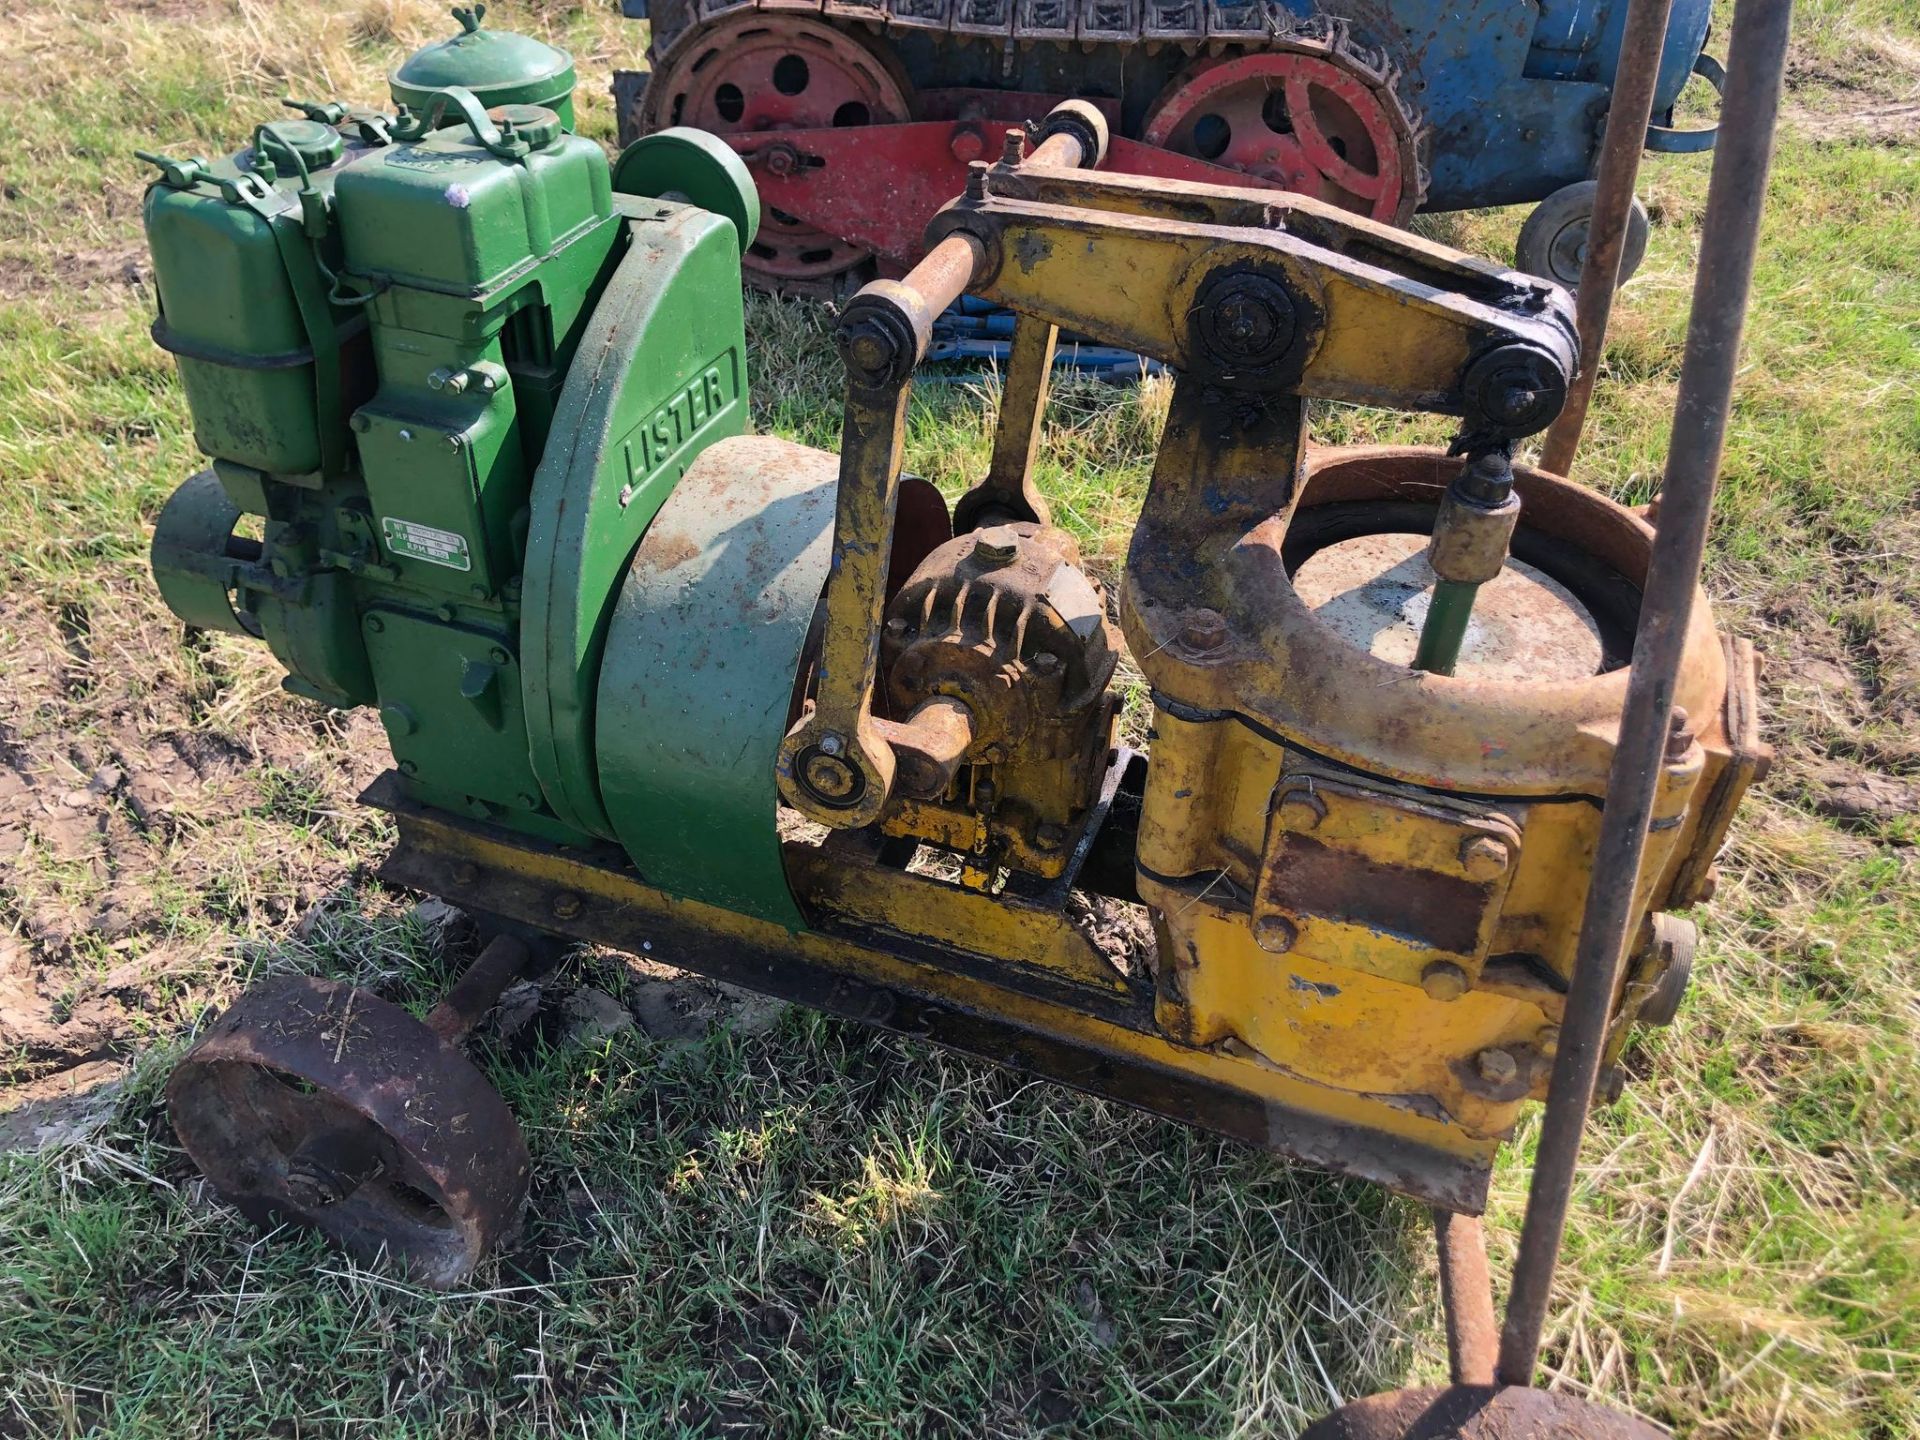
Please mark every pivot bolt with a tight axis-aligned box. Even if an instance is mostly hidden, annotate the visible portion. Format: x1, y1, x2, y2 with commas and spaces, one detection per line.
551, 892, 583, 920
1459, 835, 1510, 882
1180, 608, 1228, 652
1475, 1047, 1518, 1085
803, 751, 859, 801
1421, 961, 1470, 1002
1253, 914, 1297, 954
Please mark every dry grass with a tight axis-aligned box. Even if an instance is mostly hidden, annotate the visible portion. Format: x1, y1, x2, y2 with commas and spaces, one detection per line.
1, 0, 1918, 1435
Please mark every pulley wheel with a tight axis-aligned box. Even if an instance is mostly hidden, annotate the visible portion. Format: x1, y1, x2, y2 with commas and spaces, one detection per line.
1293, 531, 1604, 682
614, 125, 762, 251
167, 974, 530, 1290
1297, 1384, 1665, 1439
640, 14, 912, 287
1144, 53, 1418, 224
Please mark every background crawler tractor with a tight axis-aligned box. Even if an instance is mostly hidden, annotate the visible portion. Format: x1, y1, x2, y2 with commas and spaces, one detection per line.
615, 0, 1724, 293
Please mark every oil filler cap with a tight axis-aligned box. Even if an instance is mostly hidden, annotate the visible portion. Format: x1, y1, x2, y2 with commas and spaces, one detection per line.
257, 119, 344, 173
491, 104, 562, 150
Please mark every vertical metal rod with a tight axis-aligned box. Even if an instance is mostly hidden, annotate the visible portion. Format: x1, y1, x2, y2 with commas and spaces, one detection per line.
1412, 581, 1479, 675
1433, 1210, 1497, 1386
1496, 0, 1793, 1386
1539, 0, 1680, 476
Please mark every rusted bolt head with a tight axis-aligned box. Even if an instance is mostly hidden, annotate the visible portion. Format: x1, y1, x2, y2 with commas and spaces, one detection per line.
803, 751, 859, 802
965, 166, 988, 201
1536, 1024, 1561, 1056
1034, 822, 1067, 852
1277, 790, 1327, 831
950, 129, 984, 162
1665, 707, 1695, 762
1421, 961, 1470, 1002
1030, 650, 1061, 676
763, 143, 798, 177
551, 892, 583, 921
1180, 608, 1228, 652
1001, 127, 1025, 164
1459, 835, 1510, 882
971, 527, 1020, 567
884, 617, 912, 641
1253, 914, 1297, 954
1475, 1047, 1518, 1085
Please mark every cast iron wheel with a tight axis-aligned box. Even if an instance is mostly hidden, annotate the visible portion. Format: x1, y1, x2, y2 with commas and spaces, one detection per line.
1143, 51, 1420, 224
1515, 179, 1652, 290
639, 13, 912, 289
167, 973, 530, 1289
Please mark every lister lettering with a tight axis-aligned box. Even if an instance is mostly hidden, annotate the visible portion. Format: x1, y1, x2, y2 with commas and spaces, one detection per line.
625, 360, 736, 480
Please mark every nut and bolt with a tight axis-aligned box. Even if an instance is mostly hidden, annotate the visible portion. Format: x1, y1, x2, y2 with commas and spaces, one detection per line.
451, 862, 479, 886
551, 892, 583, 920
1459, 835, 1510, 882
1030, 651, 1061, 676
398, 759, 418, 776
364, 614, 385, 633
971, 527, 1020, 566
818, 732, 844, 756
1180, 608, 1228, 652
1253, 914, 1297, 954
1536, 1024, 1561, 1057
1475, 1047, 1519, 1085
490, 647, 511, 666
1034, 822, 1067, 852
885, 617, 913, 641
1001, 127, 1025, 164
950, 129, 984, 162
1665, 707, 1695, 762
1421, 961, 1470, 1002
964, 167, 988, 201
803, 752, 858, 801
763, 144, 799, 177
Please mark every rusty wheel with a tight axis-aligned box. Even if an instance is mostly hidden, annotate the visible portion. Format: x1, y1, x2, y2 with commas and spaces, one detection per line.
641, 14, 911, 288
1297, 1384, 1666, 1439
1143, 52, 1418, 224
167, 973, 529, 1290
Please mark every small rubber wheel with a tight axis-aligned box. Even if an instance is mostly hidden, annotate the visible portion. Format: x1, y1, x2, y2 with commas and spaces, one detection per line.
167, 974, 530, 1289
1515, 180, 1651, 291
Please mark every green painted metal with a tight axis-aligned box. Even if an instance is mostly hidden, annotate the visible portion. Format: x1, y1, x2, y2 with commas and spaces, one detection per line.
520, 196, 751, 839
390, 4, 578, 130
1413, 578, 1481, 676
612, 127, 761, 251
595, 435, 839, 928
145, 56, 756, 843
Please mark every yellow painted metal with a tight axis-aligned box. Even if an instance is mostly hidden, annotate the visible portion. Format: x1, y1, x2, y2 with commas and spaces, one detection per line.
372, 778, 1502, 1206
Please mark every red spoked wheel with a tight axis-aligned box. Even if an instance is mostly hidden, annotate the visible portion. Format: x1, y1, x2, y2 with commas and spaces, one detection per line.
641, 15, 912, 287
1143, 52, 1418, 224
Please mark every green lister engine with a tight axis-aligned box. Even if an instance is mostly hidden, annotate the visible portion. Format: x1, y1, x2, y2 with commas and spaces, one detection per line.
145, 8, 758, 842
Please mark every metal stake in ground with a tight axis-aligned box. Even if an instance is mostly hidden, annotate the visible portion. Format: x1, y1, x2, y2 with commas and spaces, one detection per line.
1497, 0, 1795, 1387
1539, 0, 1680, 476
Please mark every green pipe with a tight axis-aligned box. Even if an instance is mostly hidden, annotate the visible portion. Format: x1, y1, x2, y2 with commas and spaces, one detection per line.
1413, 578, 1481, 675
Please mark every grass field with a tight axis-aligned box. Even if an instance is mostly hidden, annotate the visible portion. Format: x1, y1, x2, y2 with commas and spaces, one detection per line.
2, 0, 1917, 1435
